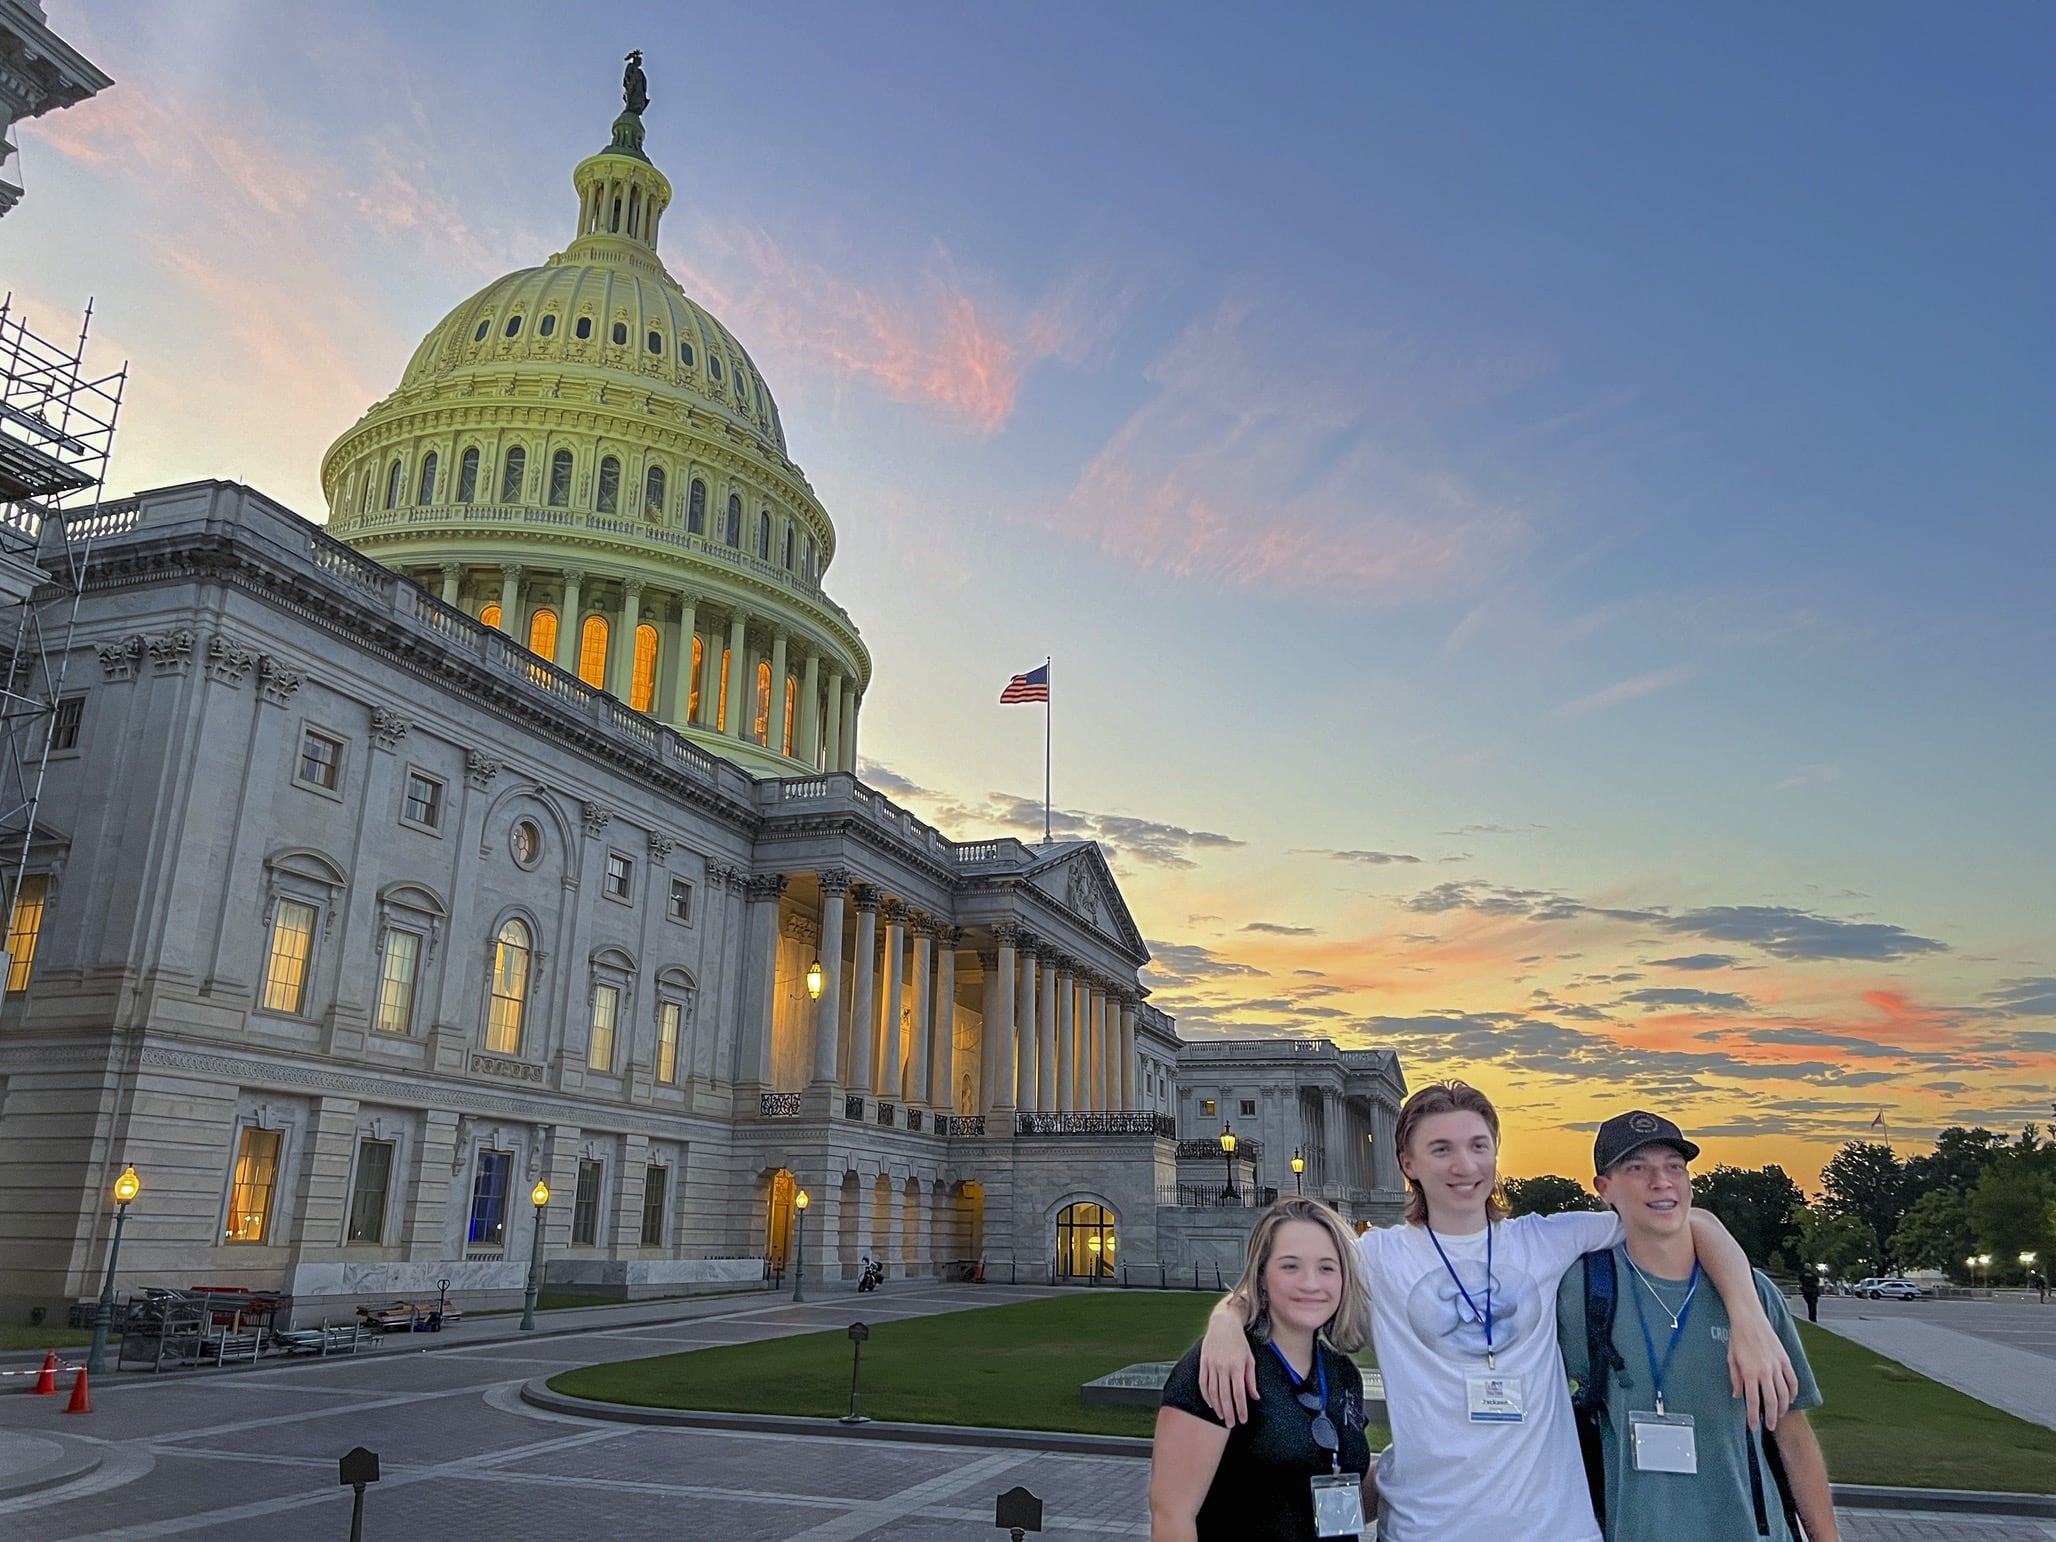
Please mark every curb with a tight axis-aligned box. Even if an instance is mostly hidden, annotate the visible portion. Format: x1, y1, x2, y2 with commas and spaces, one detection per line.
520, 1382, 2056, 1517
0, 1432, 103, 1501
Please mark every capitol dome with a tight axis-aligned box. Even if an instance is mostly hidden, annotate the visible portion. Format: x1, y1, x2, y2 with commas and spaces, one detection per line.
321, 65, 870, 777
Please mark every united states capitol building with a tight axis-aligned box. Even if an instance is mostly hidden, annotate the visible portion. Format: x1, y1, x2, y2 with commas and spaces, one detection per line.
0, 67, 1406, 1320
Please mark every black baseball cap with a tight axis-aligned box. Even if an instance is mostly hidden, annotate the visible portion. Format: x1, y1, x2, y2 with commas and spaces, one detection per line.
1594, 1110, 1701, 1174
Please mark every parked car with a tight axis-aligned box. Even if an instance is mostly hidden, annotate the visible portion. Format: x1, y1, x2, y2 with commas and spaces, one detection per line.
1862, 1278, 1924, 1300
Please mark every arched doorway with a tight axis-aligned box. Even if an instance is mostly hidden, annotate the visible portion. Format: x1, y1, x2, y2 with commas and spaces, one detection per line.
1056, 1200, 1117, 1279
952, 1180, 985, 1265
765, 1168, 796, 1274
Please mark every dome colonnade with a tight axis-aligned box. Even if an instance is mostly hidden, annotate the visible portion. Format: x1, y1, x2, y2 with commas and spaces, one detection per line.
319, 68, 867, 777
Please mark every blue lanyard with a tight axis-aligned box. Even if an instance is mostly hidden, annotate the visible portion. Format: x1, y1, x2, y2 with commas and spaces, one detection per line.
1268, 1339, 1329, 1411
1425, 1223, 1496, 1366
1622, 1256, 1700, 1416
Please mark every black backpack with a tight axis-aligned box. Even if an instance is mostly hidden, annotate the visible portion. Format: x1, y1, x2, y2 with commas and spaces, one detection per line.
1570, 1249, 1803, 1539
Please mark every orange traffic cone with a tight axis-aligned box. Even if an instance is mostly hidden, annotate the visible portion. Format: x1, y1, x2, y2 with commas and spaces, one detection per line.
63, 1366, 90, 1414
32, 1350, 57, 1395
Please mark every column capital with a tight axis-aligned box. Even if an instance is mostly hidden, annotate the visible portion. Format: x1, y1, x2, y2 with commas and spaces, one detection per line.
1015, 931, 1041, 958
992, 920, 1022, 947
771, 623, 789, 643
936, 924, 965, 947
879, 897, 909, 925
851, 882, 880, 913
501, 562, 524, 583
623, 577, 646, 600
817, 867, 853, 897
743, 872, 788, 903
562, 566, 586, 588
908, 911, 938, 938
440, 560, 462, 580
675, 589, 700, 614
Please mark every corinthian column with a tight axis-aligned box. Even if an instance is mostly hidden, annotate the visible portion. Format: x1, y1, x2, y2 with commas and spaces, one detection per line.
985, 927, 1017, 1114
930, 926, 959, 1114
846, 886, 878, 1099
811, 869, 849, 1087
497, 563, 523, 633
769, 627, 789, 753
907, 916, 933, 1107
1118, 995, 1137, 1111
670, 592, 698, 727
798, 649, 821, 766
1015, 936, 1040, 1114
1036, 953, 1057, 1111
613, 578, 644, 699
879, 900, 906, 1100
725, 610, 749, 739
556, 568, 583, 672
1053, 960, 1074, 1113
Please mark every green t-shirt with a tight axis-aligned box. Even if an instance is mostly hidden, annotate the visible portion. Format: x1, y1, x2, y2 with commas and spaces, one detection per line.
1555, 1248, 1822, 1542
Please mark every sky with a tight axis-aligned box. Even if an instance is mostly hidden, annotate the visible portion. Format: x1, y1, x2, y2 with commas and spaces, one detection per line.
7, 1, 2051, 1188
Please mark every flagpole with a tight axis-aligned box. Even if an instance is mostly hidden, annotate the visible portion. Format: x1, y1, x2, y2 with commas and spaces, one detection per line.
1042, 655, 1052, 845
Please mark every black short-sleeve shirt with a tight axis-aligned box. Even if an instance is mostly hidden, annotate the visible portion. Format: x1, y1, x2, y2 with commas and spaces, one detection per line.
1159, 1332, 1371, 1542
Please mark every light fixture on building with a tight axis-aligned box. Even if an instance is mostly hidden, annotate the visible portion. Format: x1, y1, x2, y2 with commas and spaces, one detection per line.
113, 1165, 141, 1205
806, 958, 824, 1000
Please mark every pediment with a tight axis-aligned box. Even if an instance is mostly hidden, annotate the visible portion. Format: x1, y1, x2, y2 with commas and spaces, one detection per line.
1023, 842, 1148, 961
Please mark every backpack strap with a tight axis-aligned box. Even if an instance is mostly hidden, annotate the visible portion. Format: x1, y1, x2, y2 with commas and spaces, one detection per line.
1762, 1422, 1804, 1538
1574, 1249, 1626, 1524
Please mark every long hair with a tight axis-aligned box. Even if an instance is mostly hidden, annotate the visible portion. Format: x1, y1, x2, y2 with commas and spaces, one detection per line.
1223, 1196, 1371, 1354
1394, 1080, 1510, 1227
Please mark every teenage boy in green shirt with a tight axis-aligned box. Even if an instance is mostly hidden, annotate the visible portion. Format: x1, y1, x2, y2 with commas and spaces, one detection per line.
1557, 1112, 1838, 1541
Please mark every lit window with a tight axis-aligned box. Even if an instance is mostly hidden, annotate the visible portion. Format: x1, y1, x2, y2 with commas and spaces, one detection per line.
479, 603, 502, 630
680, 339, 695, 368
50, 697, 83, 752
548, 449, 573, 507
468, 1150, 511, 1247
578, 615, 608, 688
588, 985, 619, 1071
630, 623, 658, 712
262, 899, 317, 1013
527, 608, 558, 660
226, 1126, 283, 1243
604, 852, 633, 900
717, 647, 732, 730
1200, 1098, 1217, 1118
687, 478, 706, 533
486, 918, 530, 1053
656, 1001, 681, 1083
647, 329, 662, 354
385, 461, 402, 509
402, 771, 442, 828
596, 455, 620, 514
641, 1164, 668, 1245
472, 318, 490, 342
573, 1158, 604, 1244
724, 493, 742, 546
575, 316, 593, 340
753, 660, 771, 744
456, 447, 479, 503
500, 446, 526, 502
667, 878, 693, 924
375, 928, 420, 1033
346, 1138, 395, 1244
644, 465, 666, 519
504, 314, 523, 338
611, 321, 628, 346
687, 636, 703, 721
539, 313, 557, 338
5, 874, 49, 992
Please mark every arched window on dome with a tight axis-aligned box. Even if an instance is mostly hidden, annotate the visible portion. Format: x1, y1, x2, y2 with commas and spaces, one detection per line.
548, 449, 573, 508
610, 195, 622, 233
628, 187, 641, 237
687, 635, 704, 722
753, 660, 772, 745
680, 339, 695, 368
456, 447, 480, 503
417, 450, 439, 506
596, 456, 620, 514
631, 623, 659, 712
479, 603, 502, 631
611, 321, 628, 346
803, 534, 816, 583
783, 675, 797, 757
539, 312, 557, 338
527, 608, 558, 661
782, 524, 795, 571
644, 466, 666, 521
473, 318, 490, 342
724, 494, 742, 547
485, 918, 530, 1054
500, 446, 526, 503
709, 356, 723, 381
647, 329, 662, 355
361, 466, 376, 513
578, 615, 608, 689
756, 511, 771, 560
385, 461, 403, 510
504, 314, 523, 338
687, 478, 706, 534
575, 316, 593, 341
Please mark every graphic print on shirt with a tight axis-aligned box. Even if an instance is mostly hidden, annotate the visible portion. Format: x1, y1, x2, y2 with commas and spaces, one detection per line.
1402, 1252, 1539, 1362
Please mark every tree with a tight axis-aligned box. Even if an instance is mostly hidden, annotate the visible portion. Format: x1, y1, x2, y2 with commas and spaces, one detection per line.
1900, 1127, 2006, 1198
1820, 1141, 1907, 1261
1892, 1187, 1974, 1274
1503, 1174, 1602, 1217
1969, 1155, 2056, 1268
1795, 1204, 1875, 1278
1692, 1164, 1806, 1267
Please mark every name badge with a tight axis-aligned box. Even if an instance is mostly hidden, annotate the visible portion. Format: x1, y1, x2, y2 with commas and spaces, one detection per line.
1629, 1410, 1698, 1474
1465, 1372, 1525, 1423
1310, 1473, 1365, 1538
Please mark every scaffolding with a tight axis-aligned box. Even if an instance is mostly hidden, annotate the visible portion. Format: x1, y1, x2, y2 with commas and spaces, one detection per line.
0, 294, 126, 996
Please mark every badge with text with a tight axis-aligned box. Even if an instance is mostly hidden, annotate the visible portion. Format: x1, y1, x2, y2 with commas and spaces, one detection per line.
1465, 1372, 1525, 1423
1628, 1409, 1698, 1473
1310, 1473, 1366, 1537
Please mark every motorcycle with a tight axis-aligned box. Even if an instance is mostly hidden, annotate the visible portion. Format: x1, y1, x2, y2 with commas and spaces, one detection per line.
856, 1258, 883, 1292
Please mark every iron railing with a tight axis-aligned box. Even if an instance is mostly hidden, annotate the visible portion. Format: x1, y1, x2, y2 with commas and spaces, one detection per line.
759, 1092, 802, 1119
1016, 1112, 1176, 1138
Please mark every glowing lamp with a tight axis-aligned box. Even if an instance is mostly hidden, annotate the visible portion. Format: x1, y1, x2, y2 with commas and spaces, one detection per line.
795, 1188, 810, 1211
531, 1180, 551, 1208
1290, 1150, 1305, 1175
1219, 1126, 1237, 1156
112, 1166, 141, 1205
806, 958, 824, 1000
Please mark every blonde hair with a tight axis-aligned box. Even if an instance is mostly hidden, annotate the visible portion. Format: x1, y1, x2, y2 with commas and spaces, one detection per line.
1225, 1196, 1371, 1354
1395, 1080, 1511, 1227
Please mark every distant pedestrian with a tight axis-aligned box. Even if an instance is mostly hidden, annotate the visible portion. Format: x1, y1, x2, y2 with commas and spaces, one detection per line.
2037, 1271, 2048, 1306
1800, 1269, 1821, 1324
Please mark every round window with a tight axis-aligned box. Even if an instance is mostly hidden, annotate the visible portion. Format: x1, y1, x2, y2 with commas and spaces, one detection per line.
509, 819, 541, 866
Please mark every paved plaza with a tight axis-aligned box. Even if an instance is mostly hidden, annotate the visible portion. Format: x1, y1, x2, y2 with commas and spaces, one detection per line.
1813, 1295, 2056, 1431
1, 1285, 2052, 1541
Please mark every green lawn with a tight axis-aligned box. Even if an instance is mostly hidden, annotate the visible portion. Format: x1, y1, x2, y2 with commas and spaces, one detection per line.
0, 1326, 96, 1352
1795, 1322, 2056, 1493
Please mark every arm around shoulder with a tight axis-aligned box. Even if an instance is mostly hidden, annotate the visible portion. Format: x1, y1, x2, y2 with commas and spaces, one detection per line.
1687, 1209, 1799, 1429
1150, 1405, 1231, 1542
1196, 1297, 1260, 1426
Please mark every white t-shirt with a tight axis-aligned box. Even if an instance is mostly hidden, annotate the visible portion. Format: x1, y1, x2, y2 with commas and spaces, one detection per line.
1365, 1212, 1623, 1542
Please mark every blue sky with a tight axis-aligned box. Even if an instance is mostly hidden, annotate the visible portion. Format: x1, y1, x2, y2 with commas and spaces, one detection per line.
9, 1, 2051, 1181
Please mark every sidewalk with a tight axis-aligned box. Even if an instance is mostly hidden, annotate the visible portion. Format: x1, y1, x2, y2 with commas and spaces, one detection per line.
1815, 1311, 2056, 1432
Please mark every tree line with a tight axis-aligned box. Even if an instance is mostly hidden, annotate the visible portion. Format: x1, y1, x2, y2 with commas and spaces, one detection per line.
1503, 1124, 2056, 1282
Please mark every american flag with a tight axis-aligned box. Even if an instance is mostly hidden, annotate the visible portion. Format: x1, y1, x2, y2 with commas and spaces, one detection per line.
999, 664, 1049, 704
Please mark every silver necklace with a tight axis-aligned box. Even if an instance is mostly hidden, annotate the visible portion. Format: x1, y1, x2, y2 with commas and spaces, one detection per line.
1625, 1256, 1699, 1332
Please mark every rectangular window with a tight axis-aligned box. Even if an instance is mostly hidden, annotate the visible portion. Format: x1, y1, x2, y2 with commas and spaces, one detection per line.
346, 1139, 395, 1244
1239, 1099, 1257, 1117
467, 1151, 511, 1248
604, 852, 633, 900
5, 873, 49, 993
588, 983, 619, 1071
297, 729, 342, 789
572, 1158, 604, 1247
667, 877, 693, 924
401, 770, 443, 829
640, 1165, 668, 1247
225, 1126, 283, 1243
655, 1000, 681, 1084
374, 928, 420, 1033
1200, 1098, 1217, 1118
261, 898, 318, 1013
50, 696, 84, 752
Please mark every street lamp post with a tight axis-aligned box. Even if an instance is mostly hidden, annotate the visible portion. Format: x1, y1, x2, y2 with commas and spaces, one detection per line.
792, 1188, 810, 1302
1219, 1124, 1238, 1202
520, 1180, 550, 1331
1290, 1148, 1305, 1197
85, 1165, 141, 1377
1979, 1254, 1992, 1292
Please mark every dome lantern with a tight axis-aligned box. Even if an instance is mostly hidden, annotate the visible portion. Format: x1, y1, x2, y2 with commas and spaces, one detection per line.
569, 48, 671, 263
